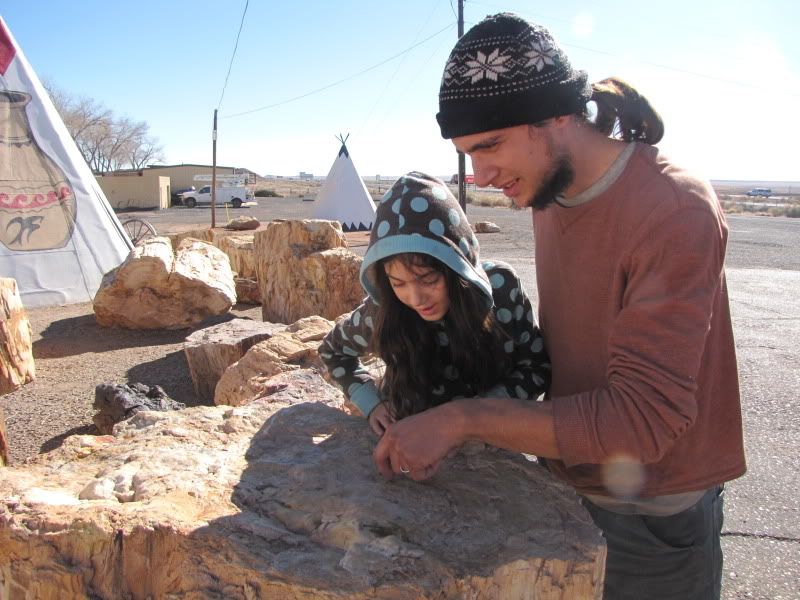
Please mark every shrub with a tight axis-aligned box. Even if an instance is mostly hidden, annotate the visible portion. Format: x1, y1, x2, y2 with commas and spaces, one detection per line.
255, 188, 280, 197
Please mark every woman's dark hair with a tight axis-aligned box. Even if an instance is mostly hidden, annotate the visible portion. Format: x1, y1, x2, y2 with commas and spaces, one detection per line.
586, 77, 664, 144
370, 253, 511, 420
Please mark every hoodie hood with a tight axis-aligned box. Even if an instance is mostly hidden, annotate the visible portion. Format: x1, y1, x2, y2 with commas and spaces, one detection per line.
359, 171, 492, 308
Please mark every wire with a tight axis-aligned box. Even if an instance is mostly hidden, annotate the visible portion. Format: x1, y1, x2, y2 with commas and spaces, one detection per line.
222, 22, 456, 119
217, 0, 250, 110
356, 0, 444, 138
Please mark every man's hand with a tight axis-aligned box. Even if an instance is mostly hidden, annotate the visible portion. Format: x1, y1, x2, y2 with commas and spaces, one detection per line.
373, 402, 464, 481
368, 403, 395, 436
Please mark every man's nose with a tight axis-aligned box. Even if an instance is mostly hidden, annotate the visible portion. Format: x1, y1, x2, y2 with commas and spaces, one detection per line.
471, 157, 498, 188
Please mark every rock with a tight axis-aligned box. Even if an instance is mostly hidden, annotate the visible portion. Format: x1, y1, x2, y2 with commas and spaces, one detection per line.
224, 216, 260, 231
212, 315, 335, 408
0, 277, 35, 394
474, 221, 501, 233
255, 220, 363, 323
0, 372, 605, 598
93, 382, 186, 435
0, 407, 7, 466
218, 234, 256, 279
184, 319, 285, 403
234, 277, 261, 305
93, 237, 236, 329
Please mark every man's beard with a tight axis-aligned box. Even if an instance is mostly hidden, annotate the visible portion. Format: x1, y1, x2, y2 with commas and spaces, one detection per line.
530, 155, 575, 210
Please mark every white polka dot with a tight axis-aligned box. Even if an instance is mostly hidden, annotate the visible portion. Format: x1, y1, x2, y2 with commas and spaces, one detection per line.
432, 186, 448, 200
510, 288, 518, 302
410, 196, 429, 212
428, 219, 445, 236
343, 346, 358, 356
381, 190, 392, 203
471, 235, 479, 248
432, 385, 445, 396
459, 238, 470, 254
354, 334, 368, 347
392, 198, 402, 214
437, 332, 449, 346
399, 214, 405, 229
515, 385, 529, 399
490, 273, 505, 289
448, 208, 461, 226
365, 316, 374, 329
527, 309, 534, 323
332, 367, 346, 378
514, 305, 524, 320
496, 308, 512, 323
376, 221, 390, 237
531, 337, 544, 352
320, 351, 332, 359
531, 374, 544, 386
504, 340, 514, 353
352, 310, 361, 326
519, 331, 531, 344
483, 261, 495, 269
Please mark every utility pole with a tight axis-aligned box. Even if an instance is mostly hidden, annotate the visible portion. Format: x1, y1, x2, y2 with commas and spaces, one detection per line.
211, 109, 218, 229
457, 0, 467, 212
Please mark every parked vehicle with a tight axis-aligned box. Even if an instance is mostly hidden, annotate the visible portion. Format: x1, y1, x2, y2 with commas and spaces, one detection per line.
449, 173, 475, 185
746, 187, 772, 197
170, 186, 195, 206
179, 185, 252, 208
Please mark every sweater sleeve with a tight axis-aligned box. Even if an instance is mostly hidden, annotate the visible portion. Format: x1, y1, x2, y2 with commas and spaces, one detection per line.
318, 300, 381, 417
484, 262, 551, 400
552, 207, 727, 468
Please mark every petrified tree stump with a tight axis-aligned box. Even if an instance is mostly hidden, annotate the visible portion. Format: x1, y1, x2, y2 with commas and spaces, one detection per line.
0, 371, 605, 598
0, 277, 35, 394
184, 319, 285, 403
254, 219, 363, 323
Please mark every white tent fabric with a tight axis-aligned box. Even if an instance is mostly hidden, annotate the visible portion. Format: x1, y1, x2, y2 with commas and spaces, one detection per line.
0, 17, 132, 308
313, 141, 376, 232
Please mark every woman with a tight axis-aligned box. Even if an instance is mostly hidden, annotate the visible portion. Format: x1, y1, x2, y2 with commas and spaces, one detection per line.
319, 172, 550, 435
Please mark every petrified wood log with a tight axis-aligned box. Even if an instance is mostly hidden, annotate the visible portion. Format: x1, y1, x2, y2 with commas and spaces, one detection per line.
0, 277, 35, 394
93, 382, 186, 435
184, 319, 284, 403
0, 369, 605, 599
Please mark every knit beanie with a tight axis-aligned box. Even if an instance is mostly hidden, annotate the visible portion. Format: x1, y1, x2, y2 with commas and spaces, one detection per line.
437, 13, 591, 139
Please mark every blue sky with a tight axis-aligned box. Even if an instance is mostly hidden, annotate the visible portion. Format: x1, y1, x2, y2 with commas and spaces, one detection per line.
3, 0, 798, 181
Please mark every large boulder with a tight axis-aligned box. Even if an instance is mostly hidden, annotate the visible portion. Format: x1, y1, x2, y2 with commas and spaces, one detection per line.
0, 277, 35, 394
255, 219, 363, 323
0, 371, 605, 599
93, 237, 236, 329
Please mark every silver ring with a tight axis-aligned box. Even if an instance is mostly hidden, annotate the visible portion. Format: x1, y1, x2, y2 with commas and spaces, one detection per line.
400, 466, 410, 474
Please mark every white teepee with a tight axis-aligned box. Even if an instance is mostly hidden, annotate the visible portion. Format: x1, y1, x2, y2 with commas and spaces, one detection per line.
0, 17, 132, 308
313, 135, 376, 232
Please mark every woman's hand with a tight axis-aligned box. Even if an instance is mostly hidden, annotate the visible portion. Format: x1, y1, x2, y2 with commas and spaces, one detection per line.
368, 403, 395, 436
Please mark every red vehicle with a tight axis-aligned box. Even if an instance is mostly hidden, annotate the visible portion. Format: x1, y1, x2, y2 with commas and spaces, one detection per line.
449, 173, 475, 185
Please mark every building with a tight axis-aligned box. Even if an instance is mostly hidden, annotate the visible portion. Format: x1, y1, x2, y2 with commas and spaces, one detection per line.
96, 164, 261, 210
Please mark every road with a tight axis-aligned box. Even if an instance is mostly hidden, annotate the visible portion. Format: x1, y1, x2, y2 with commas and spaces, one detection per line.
121, 200, 800, 599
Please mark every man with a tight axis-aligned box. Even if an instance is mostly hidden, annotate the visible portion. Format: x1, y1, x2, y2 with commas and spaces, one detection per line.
373, 12, 746, 600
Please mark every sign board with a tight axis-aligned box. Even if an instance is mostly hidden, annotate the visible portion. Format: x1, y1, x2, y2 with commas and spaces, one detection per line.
193, 174, 247, 185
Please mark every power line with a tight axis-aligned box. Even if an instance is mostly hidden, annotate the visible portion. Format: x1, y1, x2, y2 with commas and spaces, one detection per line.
222, 22, 456, 119
217, 0, 250, 110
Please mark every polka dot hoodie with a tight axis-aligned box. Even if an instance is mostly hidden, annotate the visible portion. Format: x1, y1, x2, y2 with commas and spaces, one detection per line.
319, 171, 550, 417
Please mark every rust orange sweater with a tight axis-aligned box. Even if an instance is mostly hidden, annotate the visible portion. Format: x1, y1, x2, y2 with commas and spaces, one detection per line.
534, 143, 746, 497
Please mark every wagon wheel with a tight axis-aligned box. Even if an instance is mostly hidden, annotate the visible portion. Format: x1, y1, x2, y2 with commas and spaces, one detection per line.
121, 217, 157, 246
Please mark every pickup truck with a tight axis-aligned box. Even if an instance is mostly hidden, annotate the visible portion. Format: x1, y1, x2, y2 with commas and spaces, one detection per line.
180, 185, 252, 208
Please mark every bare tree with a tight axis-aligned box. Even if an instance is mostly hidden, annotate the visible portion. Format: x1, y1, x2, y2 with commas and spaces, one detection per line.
43, 80, 164, 173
